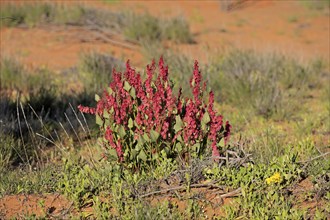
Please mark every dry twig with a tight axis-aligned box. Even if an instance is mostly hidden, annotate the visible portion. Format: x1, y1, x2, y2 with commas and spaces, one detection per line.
138, 181, 240, 199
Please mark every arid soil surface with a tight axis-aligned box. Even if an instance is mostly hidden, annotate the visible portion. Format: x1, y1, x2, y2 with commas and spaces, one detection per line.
1, 0, 329, 70
0, 0, 329, 218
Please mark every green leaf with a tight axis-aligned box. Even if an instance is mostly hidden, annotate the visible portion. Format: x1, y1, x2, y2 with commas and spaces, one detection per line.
138, 150, 147, 162
201, 112, 210, 130
162, 146, 170, 156
143, 133, 150, 142
96, 115, 103, 126
108, 148, 118, 159
104, 119, 111, 127
175, 142, 182, 152
219, 138, 225, 148
176, 134, 183, 142
137, 136, 145, 147
192, 142, 201, 153
130, 149, 137, 160
174, 116, 183, 132
150, 130, 160, 142
124, 81, 131, 91
107, 87, 113, 95
153, 152, 159, 160
130, 87, 136, 99
128, 118, 134, 128
133, 120, 140, 128
117, 125, 126, 138
95, 94, 100, 102
103, 110, 110, 119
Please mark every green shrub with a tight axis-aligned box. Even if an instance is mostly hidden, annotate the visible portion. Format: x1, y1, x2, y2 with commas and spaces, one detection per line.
123, 12, 193, 44
0, 57, 26, 91
79, 58, 231, 170
79, 52, 124, 93
0, 164, 61, 195
0, 134, 16, 172
205, 152, 305, 219
208, 49, 323, 119
0, 2, 85, 28
0, 3, 194, 44
124, 12, 162, 42
162, 16, 194, 43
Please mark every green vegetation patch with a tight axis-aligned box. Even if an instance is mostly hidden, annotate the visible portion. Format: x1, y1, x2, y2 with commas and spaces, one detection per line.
0, 42, 329, 218
0, 2, 194, 44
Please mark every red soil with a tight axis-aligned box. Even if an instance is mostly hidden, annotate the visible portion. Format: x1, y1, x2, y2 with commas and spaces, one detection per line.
0, 0, 329, 218
0, 194, 73, 219
1, 0, 329, 71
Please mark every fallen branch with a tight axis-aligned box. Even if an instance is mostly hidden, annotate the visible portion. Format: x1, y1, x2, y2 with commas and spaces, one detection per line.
88, 28, 138, 50
220, 187, 241, 198
138, 182, 239, 199
298, 151, 330, 164
83, 19, 138, 50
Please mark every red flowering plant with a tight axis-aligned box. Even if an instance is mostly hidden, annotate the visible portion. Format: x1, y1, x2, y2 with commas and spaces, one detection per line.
78, 57, 231, 169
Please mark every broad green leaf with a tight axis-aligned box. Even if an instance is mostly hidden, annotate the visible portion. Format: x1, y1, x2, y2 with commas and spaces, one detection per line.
135, 142, 142, 151
130, 87, 136, 99
104, 119, 111, 127
164, 146, 171, 155
96, 115, 103, 126
138, 136, 145, 147
219, 138, 225, 148
108, 148, 118, 159
124, 81, 131, 91
128, 118, 134, 128
143, 133, 150, 142
107, 87, 113, 95
174, 116, 183, 132
192, 142, 201, 153
153, 152, 159, 160
138, 149, 147, 162
130, 149, 137, 160
95, 94, 100, 102
117, 125, 126, 138
176, 134, 183, 142
103, 110, 110, 119
175, 142, 182, 152
201, 112, 210, 130
150, 130, 160, 142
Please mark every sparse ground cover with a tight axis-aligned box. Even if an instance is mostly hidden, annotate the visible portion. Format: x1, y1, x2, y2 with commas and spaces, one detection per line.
0, 0, 329, 219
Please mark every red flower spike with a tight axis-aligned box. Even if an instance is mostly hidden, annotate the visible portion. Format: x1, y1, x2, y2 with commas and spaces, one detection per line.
78, 57, 231, 165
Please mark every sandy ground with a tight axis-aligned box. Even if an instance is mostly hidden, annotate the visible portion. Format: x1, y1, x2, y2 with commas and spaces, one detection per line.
1, 0, 329, 71
0, 0, 329, 218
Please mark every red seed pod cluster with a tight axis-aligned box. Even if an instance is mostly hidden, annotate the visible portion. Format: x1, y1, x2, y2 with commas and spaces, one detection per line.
78, 58, 231, 162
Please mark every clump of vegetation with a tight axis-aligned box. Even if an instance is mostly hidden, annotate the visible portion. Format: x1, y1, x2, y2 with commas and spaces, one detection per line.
301, 0, 330, 15
208, 49, 324, 119
205, 151, 307, 219
0, 4, 328, 214
78, 51, 124, 93
142, 47, 325, 119
0, 2, 85, 27
0, 2, 194, 44
123, 12, 193, 43
79, 58, 231, 170
0, 51, 329, 218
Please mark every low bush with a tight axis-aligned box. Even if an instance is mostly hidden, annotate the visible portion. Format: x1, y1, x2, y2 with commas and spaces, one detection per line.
0, 3, 194, 44
79, 58, 231, 170
78, 51, 124, 94
204, 152, 305, 219
123, 12, 193, 44
208, 49, 324, 119
162, 16, 194, 43
0, 2, 85, 27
